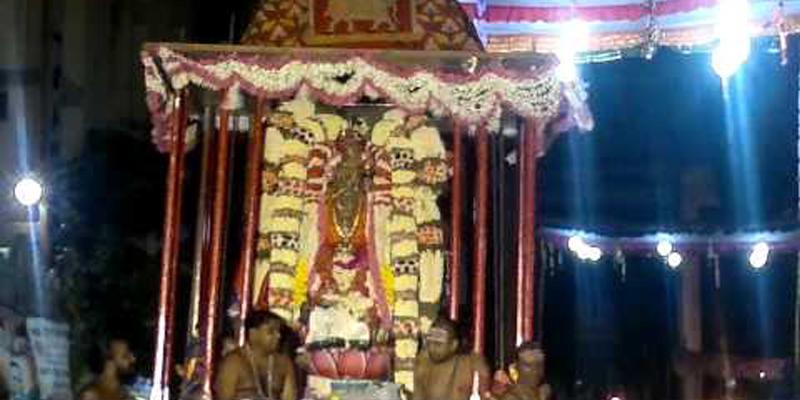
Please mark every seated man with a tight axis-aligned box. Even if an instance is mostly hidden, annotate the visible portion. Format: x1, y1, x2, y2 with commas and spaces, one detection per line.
216, 311, 296, 400
79, 338, 137, 400
497, 342, 551, 400
414, 317, 491, 400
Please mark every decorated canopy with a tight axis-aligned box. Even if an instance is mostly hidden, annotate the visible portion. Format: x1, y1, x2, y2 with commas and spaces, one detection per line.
141, 44, 592, 152
461, 0, 800, 53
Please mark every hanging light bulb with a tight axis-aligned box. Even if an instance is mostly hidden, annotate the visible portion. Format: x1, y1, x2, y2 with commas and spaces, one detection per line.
556, 19, 589, 82
748, 242, 770, 269
712, 0, 752, 80
587, 246, 603, 262
656, 240, 673, 257
568, 236, 586, 253
14, 177, 44, 206
667, 252, 683, 269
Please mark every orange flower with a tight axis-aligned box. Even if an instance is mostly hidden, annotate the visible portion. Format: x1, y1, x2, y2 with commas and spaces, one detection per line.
262, 170, 279, 193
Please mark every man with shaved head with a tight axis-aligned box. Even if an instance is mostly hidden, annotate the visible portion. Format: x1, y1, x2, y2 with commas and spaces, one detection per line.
414, 317, 491, 400
497, 342, 551, 400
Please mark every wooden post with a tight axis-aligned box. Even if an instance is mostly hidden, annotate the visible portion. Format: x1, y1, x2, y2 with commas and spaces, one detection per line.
472, 127, 490, 354
516, 118, 539, 344
151, 92, 188, 400
202, 103, 233, 396
449, 122, 464, 321
237, 99, 267, 345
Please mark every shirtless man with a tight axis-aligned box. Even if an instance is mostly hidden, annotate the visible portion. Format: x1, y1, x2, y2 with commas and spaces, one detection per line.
414, 317, 491, 400
498, 342, 551, 400
216, 311, 296, 400
79, 338, 137, 400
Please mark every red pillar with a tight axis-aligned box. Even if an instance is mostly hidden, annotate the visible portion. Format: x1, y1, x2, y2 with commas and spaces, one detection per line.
449, 122, 464, 321
516, 118, 539, 345
237, 99, 267, 345
472, 127, 490, 354
202, 104, 233, 396
151, 92, 188, 400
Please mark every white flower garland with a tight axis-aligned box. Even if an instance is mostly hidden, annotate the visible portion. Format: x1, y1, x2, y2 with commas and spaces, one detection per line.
142, 46, 565, 151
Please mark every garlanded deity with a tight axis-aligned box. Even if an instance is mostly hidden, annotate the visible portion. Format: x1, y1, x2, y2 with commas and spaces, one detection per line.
253, 99, 449, 396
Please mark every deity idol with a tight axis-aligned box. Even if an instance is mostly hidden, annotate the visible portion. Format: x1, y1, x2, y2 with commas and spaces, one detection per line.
305, 124, 391, 344
253, 99, 449, 394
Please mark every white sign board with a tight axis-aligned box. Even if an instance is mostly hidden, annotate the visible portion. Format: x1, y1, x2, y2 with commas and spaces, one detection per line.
26, 318, 72, 400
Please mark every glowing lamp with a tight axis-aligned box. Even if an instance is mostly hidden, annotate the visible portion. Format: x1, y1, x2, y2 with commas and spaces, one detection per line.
586, 246, 603, 262
656, 240, 673, 257
568, 236, 586, 253
712, 0, 752, 80
748, 242, 770, 269
667, 252, 683, 269
14, 177, 44, 206
556, 19, 589, 82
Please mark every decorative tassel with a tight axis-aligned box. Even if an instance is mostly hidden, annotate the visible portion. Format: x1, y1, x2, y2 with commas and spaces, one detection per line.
557, 249, 563, 271
547, 242, 556, 277
773, 1, 789, 65
708, 244, 721, 289
641, 0, 661, 60
540, 241, 548, 274
615, 247, 626, 283
221, 84, 244, 111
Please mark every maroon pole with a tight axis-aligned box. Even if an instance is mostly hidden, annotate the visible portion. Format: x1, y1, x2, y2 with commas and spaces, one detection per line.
522, 119, 539, 341
187, 106, 215, 342
449, 122, 464, 321
202, 104, 233, 396
472, 127, 490, 354
515, 118, 539, 343
515, 119, 527, 346
237, 99, 267, 345
152, 92, 188, 400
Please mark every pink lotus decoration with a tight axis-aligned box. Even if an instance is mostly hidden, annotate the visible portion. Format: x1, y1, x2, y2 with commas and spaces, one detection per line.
308, 347, 391, 380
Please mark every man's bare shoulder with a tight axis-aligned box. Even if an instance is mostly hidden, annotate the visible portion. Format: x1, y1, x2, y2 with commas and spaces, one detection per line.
273, 353, 294, 369
219, 349, 248, 370
78, 386, 100, 400
414, 349, 431, 368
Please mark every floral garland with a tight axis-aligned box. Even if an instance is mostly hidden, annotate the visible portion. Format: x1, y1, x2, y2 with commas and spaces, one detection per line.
254, 100, 448, 393
141, 46, 566, 152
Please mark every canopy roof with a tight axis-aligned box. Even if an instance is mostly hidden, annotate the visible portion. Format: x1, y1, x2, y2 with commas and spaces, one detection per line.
241, 0, 484, 50
461, 0, 800, 52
